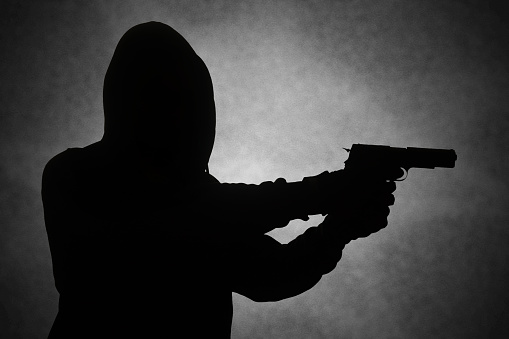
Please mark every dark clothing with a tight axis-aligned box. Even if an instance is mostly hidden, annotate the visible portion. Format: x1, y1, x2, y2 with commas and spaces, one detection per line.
101, 22, 216, 171
43, 21, 348, 338
42, 142, 345, 338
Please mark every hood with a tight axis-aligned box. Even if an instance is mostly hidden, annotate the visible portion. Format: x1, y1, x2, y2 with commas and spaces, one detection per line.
102, 21, 216, 171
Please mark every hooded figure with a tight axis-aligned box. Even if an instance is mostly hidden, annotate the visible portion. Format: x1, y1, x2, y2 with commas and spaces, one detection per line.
103, 21, 216, 174
42, 22, 395, 338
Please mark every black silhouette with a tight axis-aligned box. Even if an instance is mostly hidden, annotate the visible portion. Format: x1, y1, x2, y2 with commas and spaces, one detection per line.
42, 22, 397, 338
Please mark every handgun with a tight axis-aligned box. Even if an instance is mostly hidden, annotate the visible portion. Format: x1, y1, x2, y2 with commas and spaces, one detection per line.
343, 144, 457, 181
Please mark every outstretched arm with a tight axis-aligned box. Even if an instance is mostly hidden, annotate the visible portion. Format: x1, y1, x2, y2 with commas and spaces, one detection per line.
195, 170, 353, 237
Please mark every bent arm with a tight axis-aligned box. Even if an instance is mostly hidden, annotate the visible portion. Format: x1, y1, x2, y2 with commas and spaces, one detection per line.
230, 218, 346, 302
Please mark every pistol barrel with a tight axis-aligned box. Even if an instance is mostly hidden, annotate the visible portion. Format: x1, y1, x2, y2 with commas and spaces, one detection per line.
347, 144, 457, 170
405, 147, 457, 169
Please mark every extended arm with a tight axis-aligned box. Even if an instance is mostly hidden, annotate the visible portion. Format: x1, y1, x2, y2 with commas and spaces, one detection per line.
194, 171, 347, 238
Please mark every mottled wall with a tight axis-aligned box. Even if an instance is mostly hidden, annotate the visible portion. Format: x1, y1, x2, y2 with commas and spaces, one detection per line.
1, 0, 508, 338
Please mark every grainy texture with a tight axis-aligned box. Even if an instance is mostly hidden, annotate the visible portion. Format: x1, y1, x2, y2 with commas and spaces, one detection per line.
0, 0, 508, 338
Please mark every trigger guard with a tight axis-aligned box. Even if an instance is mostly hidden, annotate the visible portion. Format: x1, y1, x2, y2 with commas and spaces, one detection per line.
395, 168, 408, 181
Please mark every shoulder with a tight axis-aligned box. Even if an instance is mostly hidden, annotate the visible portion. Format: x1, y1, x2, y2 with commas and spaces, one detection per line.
44, 141, 104, 173
43, 148, 80, 180
41, 148, 80, 204
42, 142, 103, 194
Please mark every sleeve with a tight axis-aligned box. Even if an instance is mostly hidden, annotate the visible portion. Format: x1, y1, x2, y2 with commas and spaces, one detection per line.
200, 172, 336, 237
42, 150, 79, 292
230, 217, 347, 302
42, 149, 121, 293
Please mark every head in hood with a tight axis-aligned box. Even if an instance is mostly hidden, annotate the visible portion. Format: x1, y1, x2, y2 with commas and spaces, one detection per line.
102, 21, 216, 173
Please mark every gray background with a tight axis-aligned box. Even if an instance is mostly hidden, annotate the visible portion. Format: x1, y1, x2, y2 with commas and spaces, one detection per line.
1, 0, 508, 338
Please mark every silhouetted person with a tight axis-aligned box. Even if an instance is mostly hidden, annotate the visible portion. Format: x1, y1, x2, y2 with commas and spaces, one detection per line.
42, 22, 396, 338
